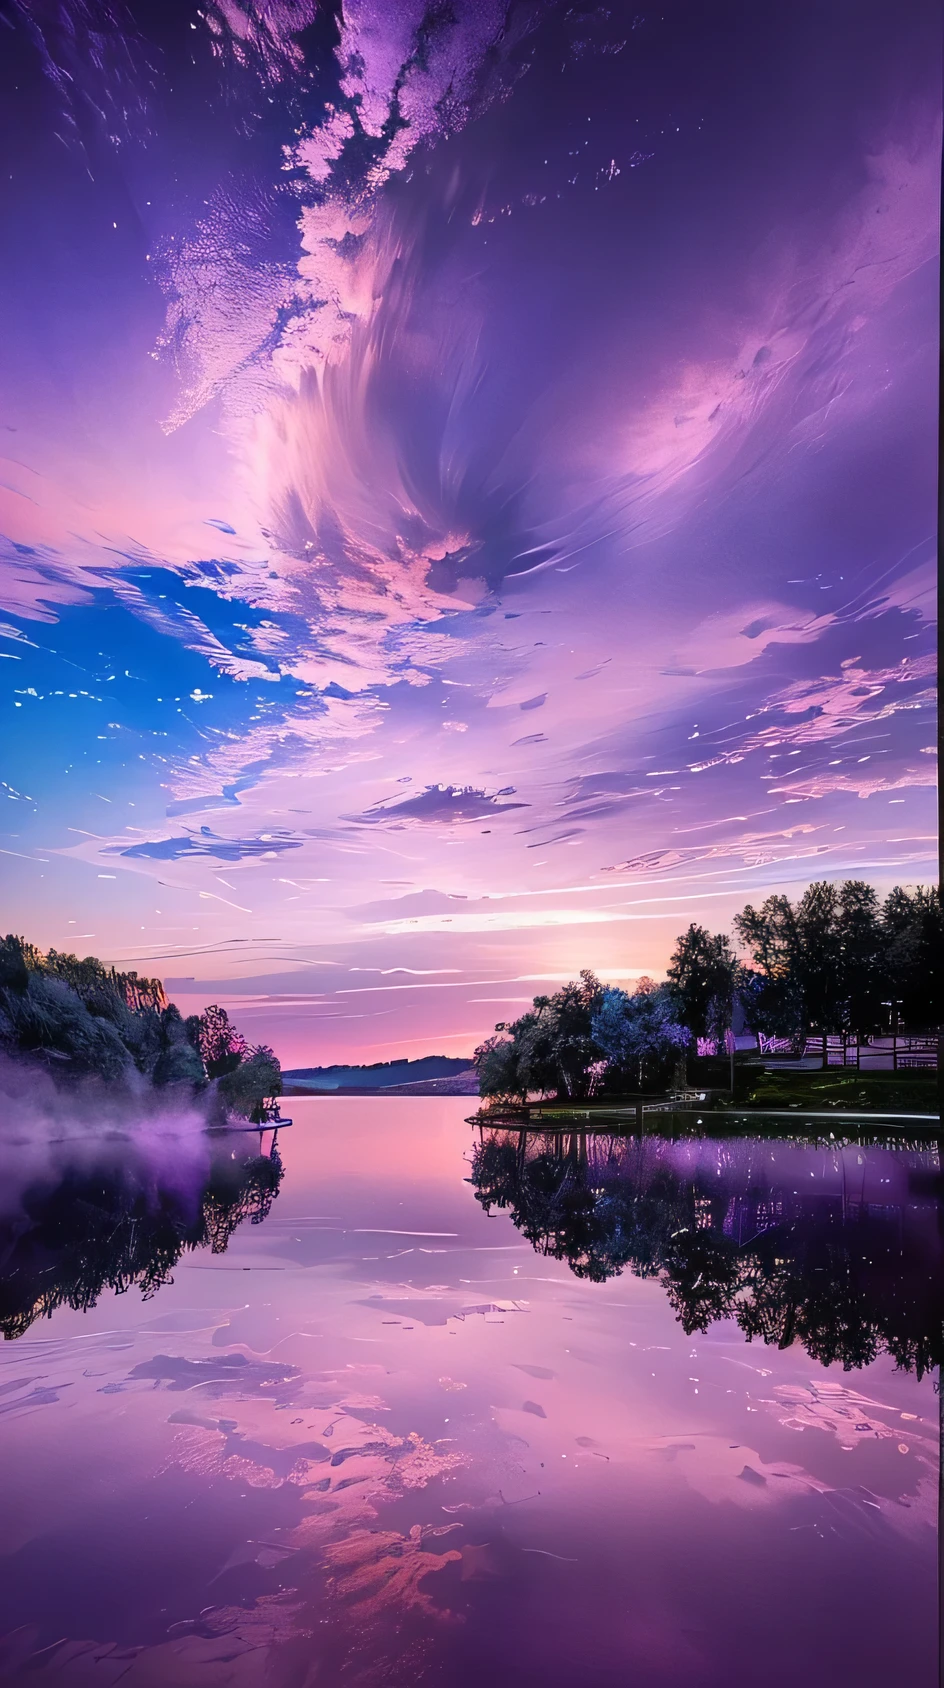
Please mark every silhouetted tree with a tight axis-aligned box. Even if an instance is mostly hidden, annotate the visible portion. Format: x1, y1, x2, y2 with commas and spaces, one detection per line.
837, 880, 884, 1035
882, 885, 943, 1027
732, 894, 806, 1045
474, 971, 606, 1101
216, 1044, 283, 1123
666, 925, 741, 1044
735, 878, 933, 1044
188, 1003, 248, 1079
472, 1034, 527, 1103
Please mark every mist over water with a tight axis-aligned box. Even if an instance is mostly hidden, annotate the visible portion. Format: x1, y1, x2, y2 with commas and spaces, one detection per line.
0, 1053, 210, 1144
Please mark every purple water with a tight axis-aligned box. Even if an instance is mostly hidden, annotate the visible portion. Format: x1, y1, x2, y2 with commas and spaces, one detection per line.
0, 1099, 939, 1686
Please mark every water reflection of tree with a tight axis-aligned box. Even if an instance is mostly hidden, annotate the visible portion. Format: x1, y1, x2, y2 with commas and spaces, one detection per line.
0, 1141, 283, 1341
470, 1129, 944, 1377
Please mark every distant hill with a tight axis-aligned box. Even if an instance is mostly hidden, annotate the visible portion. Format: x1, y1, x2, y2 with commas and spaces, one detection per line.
283, 1056, 475, 1094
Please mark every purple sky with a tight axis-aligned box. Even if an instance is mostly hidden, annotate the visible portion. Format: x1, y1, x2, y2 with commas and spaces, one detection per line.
0, 1, 938, 1064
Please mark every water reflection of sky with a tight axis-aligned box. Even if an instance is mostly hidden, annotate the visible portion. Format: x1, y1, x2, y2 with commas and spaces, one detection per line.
0, 1099, 938, 1685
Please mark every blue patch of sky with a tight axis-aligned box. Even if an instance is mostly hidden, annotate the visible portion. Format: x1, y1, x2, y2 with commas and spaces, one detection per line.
1, 580, 319, 846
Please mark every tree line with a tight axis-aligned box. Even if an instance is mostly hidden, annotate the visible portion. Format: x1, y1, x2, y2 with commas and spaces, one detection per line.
473, 879, 941, 1102
0, 934, 282, 1123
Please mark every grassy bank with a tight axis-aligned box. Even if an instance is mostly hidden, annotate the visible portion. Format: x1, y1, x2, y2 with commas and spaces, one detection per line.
725, 1065, 938, 1115
473, 1065, 938, 1119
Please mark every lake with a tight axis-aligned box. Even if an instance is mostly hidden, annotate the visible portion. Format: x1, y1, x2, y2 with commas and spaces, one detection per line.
0, 1098, 940, 1686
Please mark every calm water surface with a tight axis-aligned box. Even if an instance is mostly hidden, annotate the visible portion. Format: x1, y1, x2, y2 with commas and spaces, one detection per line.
0, 1098, 940, 1686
